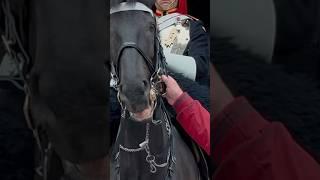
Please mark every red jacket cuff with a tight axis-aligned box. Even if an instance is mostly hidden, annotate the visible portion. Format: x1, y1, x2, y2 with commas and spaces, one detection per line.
173, 92, 194, 112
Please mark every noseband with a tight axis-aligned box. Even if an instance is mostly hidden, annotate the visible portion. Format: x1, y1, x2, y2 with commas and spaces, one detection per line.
115, 42, 155, 75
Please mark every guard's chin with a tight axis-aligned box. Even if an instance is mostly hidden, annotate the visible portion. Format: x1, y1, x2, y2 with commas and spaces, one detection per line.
129, 106, 153, 121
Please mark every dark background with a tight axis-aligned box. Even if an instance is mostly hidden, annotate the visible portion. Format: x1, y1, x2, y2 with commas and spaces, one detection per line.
272, 0, 320, 81
187, 0, 210, 29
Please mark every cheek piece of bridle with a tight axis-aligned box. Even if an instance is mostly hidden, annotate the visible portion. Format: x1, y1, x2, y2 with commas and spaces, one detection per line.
110, 2, 178, 177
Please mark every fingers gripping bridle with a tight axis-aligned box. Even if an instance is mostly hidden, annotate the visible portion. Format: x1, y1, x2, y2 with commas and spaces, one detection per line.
110, 2, 168, 108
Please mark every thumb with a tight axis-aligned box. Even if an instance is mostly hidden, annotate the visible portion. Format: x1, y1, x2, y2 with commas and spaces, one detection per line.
161, 75, 168, 83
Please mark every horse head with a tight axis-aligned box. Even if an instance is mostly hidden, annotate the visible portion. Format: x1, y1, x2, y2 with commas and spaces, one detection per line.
110, 0, 165, 122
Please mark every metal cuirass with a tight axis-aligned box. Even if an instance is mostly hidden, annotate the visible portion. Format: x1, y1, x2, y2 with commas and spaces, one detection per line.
157, 13, 191, 55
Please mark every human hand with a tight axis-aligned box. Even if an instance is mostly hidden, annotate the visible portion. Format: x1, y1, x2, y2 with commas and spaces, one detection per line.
161, 75, 183, 105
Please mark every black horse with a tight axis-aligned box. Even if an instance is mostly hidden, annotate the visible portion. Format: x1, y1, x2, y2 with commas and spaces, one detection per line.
109, 0, 202, 179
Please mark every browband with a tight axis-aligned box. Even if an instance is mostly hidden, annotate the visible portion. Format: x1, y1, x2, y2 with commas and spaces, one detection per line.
110, 2, 154, 17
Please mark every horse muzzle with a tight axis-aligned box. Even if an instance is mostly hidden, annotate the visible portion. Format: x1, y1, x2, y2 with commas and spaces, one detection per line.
118, 87, 157, 122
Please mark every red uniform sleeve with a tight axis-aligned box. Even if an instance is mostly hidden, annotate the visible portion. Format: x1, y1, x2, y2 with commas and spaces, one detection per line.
213, 97, 320, 180
173, 92, 210, 155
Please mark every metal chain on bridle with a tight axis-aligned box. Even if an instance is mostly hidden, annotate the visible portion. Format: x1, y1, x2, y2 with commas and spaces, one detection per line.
0, 1, 52, 179
115, 101, 175, 174
116, 113, 174, 173
110, 2, 176, 176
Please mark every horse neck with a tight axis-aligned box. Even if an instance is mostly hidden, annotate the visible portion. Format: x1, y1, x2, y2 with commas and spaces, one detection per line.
118, 106, 170, 156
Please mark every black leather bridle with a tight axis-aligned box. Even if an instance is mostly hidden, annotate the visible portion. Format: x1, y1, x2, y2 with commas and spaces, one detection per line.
110, 2, 179, 179
113, 42, 155, 76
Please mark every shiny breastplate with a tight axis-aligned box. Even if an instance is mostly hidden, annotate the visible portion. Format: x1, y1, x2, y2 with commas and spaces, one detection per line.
157, 13, 191, 55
